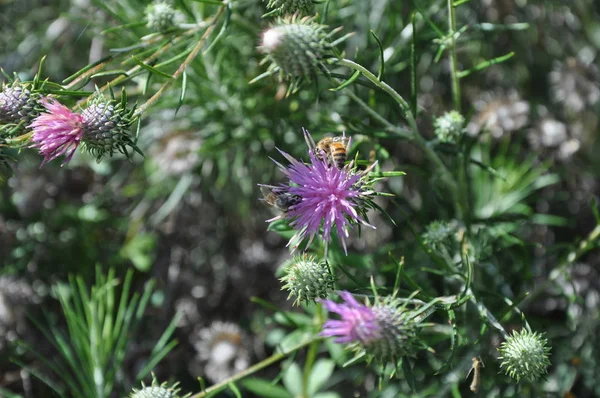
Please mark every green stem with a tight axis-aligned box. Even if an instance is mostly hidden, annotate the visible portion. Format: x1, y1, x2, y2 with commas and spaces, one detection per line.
447, 0, 461, 111
134, 6, 225, 117
336, 58, 460, 208
190, 336, 322, 398
302, 341, 319, 397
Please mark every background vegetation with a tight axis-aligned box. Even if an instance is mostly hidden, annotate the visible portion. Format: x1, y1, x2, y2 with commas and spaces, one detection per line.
1, 0, 599, 397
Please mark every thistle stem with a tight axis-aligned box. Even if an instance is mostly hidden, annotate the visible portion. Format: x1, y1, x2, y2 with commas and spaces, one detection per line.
190, 336, 322, 398
336, 58, 459, 207
447, 0, 461, 111
134, 6, 226, 116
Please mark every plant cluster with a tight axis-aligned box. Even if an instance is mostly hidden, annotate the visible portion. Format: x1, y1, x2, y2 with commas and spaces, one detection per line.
1, 0, 599, 397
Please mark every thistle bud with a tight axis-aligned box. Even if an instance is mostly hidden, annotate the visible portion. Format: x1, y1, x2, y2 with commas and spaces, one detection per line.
145, 1, 176, 32
81, 97, 139, 161
321, 291, 422, 363
263, 0, 314, 16
258, 15, 347, 91
433, 110, 465, 143
130, 377, 186, 398
498, 329, 551, 382
280, 255, 335, 305
0, 82, 42, 135
422, 220, 456, 251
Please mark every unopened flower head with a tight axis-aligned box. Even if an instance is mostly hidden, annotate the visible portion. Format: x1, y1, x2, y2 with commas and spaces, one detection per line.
257, 15, 349, 92
268, 130, 376, 255
28, 97, 85, 166
263, 0, 314, 16
498, 329, 551, 382
434, 111, 465, 143
0, 81, 42, 135
146, 1, 176, 32
321, 291, 421, 363
80, 96, 139, 162
422, 220, 457, 251
130, 376, 187, 398
280, 254, 335, 305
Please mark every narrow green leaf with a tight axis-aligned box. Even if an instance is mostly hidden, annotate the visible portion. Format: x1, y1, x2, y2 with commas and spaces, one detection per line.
402, 358, 416, 392
411, 1, 444, 37
228, 382, 242, 398
101, 21, 146, 35
458, 52, 515, 78
369, 171, 406, 177
370, 30, 385, 80
329, 70, 361, 92
41, 90, 94, 97
33, 55, 46, 88
62, 55, 113, 84
176, 70, 187, 115
204, 2, 231, 55
135, 340, 178, 380
90, 70, 129, 79
131, 56, 174, 79
393, 256, 404, 294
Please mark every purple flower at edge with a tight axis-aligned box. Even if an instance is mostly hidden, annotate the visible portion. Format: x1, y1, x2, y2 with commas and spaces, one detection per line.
28, 97, 85, 166
320, 291, 381, 344
270, 130, 376, 255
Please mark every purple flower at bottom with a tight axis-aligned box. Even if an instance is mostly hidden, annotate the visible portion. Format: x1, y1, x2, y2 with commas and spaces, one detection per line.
28, 97, 85, 166
320, 291, 382, 344
321, 291, 424, 363
269, 130, 376, 255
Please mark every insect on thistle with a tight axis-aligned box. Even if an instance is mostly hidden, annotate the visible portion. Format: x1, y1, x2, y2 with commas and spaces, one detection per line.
304, 130, 352, 170
467, 356, 484, 393
260, 185, 301, 213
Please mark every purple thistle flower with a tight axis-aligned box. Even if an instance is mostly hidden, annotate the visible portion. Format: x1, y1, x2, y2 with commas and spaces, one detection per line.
269, 130, 376, 255
321, 291, 424, 363
28, 97, 85, 166
320, 291, 382, 344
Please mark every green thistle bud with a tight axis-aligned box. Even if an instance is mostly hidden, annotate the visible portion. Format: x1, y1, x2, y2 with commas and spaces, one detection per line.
81, 96, 140, 162
0, 81, 42, 135
366, 296, 420, 362
130, 377, 187, 398
257, 15, 348, 91
263, 0, 314, 16
434, 110, 465, 143
498, 329, 551, 382
280, 254, 335, 305
146, 1, 176, 32
422, 220, 457, 251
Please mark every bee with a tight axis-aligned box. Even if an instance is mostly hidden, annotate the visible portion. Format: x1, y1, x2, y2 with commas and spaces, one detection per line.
467, 356, 484, 393
260, 186, 301, 213
315, 135, 349, 169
